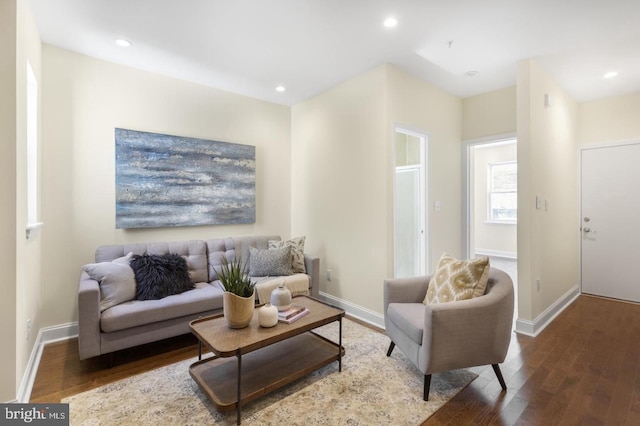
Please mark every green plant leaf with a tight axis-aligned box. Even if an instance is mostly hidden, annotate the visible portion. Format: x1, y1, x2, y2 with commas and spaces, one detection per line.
214, 255, 255, 297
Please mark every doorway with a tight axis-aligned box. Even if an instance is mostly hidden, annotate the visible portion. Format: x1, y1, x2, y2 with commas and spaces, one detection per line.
581, 142, 640, 302
464, 136, 518, 322
393, 127, 427, 278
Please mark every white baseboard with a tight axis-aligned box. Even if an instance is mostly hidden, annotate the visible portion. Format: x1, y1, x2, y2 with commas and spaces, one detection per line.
318, 292, 385, 330
17, 322, 78, 403
515, 285, 580, 337
474, 249, 517, 259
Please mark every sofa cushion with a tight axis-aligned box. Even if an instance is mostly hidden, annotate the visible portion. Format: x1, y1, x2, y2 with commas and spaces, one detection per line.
100, 282, 224, 332
424, 253, 490, 304
95, 240, 208, 284
84, 253, 136, 312
387, 303, 425, 345
249, 246, 293, 277
130, 253, 194, 300
269, 236, 306, 273
206, 237, 236, 281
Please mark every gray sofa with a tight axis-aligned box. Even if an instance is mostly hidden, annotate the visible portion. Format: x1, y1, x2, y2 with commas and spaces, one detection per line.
78, 235, 319, 360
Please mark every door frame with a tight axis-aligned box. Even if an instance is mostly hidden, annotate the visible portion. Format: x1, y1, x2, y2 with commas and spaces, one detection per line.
392, 124, 429, 277
578, 139, 640, 295
462, 132, 517, 259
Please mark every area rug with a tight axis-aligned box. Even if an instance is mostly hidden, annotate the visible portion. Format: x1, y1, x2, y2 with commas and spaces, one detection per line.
63, 319, 477, 425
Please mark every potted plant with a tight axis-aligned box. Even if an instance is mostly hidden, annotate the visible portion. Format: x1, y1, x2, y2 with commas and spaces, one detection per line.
216, 256, 256, 328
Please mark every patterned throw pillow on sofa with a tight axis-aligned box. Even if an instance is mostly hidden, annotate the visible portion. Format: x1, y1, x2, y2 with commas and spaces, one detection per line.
268, 236, 306, 273
423, 253, 490, 304
249, 246, 294, 277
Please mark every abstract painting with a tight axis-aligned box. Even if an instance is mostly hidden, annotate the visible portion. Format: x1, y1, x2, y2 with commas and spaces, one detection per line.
115, 128, 255, 229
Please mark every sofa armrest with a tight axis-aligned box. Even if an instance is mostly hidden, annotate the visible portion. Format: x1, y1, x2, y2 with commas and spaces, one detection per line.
78, 271, 102, 360
304, 254, 320, 298
424, 279, 514, 372
383, 276, 431, 314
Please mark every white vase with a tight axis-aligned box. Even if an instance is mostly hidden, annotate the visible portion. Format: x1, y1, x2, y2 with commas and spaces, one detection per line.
223, 291, 255, 329
258, 303, 278, 328
270, 282, 292, 311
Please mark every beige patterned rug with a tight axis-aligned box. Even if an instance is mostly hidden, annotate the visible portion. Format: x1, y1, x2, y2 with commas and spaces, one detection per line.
63, 319, 476, 425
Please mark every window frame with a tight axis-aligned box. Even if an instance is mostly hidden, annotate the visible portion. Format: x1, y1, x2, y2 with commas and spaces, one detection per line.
487, 161, 517, 224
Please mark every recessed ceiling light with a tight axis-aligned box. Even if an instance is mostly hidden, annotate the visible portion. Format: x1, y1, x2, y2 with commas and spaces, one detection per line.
464, 70, 479, 77
383, 17, 398, 28
603, 71, 618, 79
275, 85, 286, 92
115, 38, 131, 47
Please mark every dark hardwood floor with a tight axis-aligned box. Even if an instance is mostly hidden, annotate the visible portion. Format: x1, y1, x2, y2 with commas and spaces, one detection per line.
31, 296, 640, 425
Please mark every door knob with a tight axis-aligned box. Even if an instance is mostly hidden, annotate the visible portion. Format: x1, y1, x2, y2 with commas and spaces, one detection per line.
583, 227, 591, 233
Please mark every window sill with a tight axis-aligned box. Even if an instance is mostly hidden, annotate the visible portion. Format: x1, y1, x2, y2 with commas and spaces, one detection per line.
26, 222, 43, 240
484, 220, 517, 225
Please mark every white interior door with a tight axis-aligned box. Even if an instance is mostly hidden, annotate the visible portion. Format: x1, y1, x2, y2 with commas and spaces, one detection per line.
581, 142, 640, 302
393, 128, 427, 278
394, 167, 421, 277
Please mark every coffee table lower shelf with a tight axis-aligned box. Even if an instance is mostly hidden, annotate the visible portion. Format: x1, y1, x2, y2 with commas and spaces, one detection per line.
189, 331, 344, 412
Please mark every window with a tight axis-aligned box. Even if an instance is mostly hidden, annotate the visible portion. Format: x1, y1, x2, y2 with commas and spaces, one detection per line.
488, 161, 517, 223
26, 61, 42, 239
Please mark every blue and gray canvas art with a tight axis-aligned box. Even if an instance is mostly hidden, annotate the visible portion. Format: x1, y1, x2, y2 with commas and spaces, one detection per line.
115, 128, 255, 229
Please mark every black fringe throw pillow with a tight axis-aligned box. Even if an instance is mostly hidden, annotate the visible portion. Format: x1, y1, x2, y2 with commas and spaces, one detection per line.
130, 253, 195, 301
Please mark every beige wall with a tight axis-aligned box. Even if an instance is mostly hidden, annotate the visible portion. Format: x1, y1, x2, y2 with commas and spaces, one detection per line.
386, 66, 463, 271
291, 64, 462, 314
40, 45, 292, 328
517, 59, 579, 321
578, 92, 640, 145
291, 65, 388, 312
15, 0, 42, 397
462, 86, 516, 141
472, 142, 517, 256
0, 0, 18, 403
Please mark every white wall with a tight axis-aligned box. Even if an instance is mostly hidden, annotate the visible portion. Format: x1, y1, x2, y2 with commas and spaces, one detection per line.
40, 45, 292, 328
517, 59, 579, 321
291, 64, 461, 316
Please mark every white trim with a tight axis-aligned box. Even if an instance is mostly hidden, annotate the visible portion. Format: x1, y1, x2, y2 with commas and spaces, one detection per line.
474, 249, 517, 259
515, 285, 580, 337
318, 292, 385, 329
17, 322, 78, 403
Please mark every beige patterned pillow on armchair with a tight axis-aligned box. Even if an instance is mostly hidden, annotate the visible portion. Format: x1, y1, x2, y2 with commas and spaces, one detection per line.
424, 253, 490, 304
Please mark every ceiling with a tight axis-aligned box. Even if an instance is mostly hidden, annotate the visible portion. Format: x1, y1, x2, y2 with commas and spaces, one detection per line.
29, 0, 640, 106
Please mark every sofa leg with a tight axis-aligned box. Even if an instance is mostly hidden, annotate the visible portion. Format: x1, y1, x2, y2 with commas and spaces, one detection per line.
386, 341, 395, 357
424, 374, 432, 401
492, 364, 507, 390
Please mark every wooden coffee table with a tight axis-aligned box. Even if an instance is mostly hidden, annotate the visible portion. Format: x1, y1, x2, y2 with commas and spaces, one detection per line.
189, 296, 345, 425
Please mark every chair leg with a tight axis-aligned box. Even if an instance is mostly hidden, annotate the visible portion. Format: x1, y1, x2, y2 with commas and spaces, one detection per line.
386, 341, 395, 357
423, 374, 432, 401
492, 364, 507, 390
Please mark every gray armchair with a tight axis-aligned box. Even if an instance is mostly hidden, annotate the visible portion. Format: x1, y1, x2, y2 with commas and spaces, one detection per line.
383, 267, 514, 400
